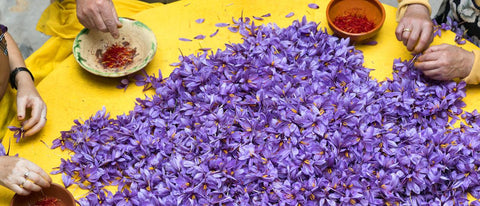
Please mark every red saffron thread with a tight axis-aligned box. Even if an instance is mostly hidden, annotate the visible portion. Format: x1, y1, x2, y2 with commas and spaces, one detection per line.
34, 197, 62, 206
333, 14, 375, 33
100, 43, 136, 69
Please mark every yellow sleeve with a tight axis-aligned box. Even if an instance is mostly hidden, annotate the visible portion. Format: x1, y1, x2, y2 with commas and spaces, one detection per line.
463, 50, 480, 84
396, 0, 432, 22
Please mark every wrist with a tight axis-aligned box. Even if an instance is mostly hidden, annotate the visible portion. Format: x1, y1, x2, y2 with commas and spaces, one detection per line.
405, 4, 431, 16
463, 50, 480, 84
396, 0, 432, 21
460, 51, 475, 79
9, 67, 34, 90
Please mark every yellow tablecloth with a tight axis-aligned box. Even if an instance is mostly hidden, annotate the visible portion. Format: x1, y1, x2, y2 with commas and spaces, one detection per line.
1, 0, 479, 204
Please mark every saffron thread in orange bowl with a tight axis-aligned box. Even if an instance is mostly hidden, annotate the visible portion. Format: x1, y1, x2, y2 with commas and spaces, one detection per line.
333, 14, 375, 33
34, 197, 63, 206
326, 0, 386, 43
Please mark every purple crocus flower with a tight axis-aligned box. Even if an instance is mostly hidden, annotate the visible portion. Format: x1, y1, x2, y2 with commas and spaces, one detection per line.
8, 126, 24, 142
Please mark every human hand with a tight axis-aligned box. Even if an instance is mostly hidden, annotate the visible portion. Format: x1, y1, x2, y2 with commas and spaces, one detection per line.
415, 44, 475, 81
76, 0, 122, 38
16, 78, 47, 137
395, 4, 434, 54
0, 156, 52, 195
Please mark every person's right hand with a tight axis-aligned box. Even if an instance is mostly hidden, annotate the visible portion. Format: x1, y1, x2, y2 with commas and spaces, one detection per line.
415, 44, 475, 81
395, 4, 434, 54
15, 73, 47, 137
0, 156, 52, 195
76, 0, 122, 38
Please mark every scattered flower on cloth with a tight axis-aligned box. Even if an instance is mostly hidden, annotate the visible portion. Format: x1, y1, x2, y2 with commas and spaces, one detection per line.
433, 16, 468, 45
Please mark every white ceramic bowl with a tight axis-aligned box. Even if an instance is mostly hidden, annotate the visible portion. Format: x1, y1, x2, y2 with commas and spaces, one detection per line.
73, 17, 157, 77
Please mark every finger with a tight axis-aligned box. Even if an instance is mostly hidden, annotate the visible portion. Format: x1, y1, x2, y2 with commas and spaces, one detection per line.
91, 11, 109, 33
395, 24, 405, 41
406, 27, 421, 52
422, 69, 448, 80
415, 59, 443, 72
23, 106, 46, 137
401, 28, 411, 47
413, 29, 433, 54
115, 15, 122, 27
416, 52, 441, 62
23, 118, 46, 137
25, 171, 50, 188
111, 1, 122, 27
104, 18, 119, 39
9, 183, 30, 196
22, 179, 42, 192
102, 6, 120, 38
76, 9, 96, 30
25, 161, 52, 185
77, 16, 93, 29
22, 101, 43, 132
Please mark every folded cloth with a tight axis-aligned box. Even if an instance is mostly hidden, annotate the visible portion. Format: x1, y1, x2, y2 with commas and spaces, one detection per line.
38, 0, 160, 39
0, 0, 162, 139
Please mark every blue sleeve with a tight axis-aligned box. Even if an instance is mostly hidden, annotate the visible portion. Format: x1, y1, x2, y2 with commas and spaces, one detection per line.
0, 24, 8, 55
0, 24, 7, 34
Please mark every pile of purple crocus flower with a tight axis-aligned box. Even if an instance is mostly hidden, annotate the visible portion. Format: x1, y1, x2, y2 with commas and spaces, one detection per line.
48, 17, 480, 205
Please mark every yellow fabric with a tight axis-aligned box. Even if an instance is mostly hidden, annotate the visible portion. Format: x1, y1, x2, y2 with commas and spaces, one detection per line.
1, 0, 480, 204
396, 0, 431, 22
38, 0, 160, 39
31, 0, 161, 82
0, 89, 16, 139
0, 1, 161, 158
464, 50, 480, 84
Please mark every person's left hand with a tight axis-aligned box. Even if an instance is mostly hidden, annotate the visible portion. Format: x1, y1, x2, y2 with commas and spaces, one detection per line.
15, 82, 46, 137
395, 4, 434, 54
415, 44, 475, 81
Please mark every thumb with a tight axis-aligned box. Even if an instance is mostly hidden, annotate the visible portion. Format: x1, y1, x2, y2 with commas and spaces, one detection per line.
116, 17, 122, 27
112, 6, 122, 28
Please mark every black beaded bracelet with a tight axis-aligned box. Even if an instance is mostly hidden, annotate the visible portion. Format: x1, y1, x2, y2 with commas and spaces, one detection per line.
9, 67, 34, 90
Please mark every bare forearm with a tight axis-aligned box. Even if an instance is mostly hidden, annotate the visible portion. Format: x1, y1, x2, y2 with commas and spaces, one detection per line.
0, 52, 8, 100
0, 29, 46, 136
0, 35, 9, 100
4, 32, 34, 90
4, 32, 25, 71
463, 49, 480, 84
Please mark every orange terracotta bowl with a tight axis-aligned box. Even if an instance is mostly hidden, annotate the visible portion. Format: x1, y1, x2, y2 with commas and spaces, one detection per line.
326, 0, 386, 43
10, 183, 76, 206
